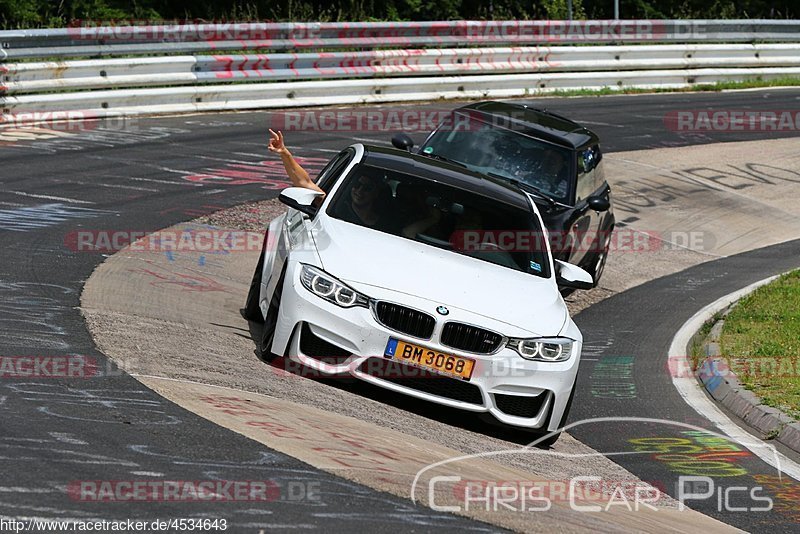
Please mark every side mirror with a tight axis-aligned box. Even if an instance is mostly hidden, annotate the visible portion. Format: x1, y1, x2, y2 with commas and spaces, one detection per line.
587, 195, 610, 212
554, 259, 594, 290
391, 133, 415, 151
279, 187, 324, 217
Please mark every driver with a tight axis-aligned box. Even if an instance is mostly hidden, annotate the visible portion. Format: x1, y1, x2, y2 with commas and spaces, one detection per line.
268, 129, 394, 231
540, 148, 569, 197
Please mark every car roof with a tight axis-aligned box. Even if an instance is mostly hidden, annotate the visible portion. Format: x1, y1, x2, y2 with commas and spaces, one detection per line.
360, 145, 533, 212
455, 101, 598, 149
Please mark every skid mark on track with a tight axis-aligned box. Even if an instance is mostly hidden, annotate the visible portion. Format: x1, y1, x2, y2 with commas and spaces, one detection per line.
0, 281, 75, 351
0, 203, 112, 232
3, 382, 182, 426
7, 191, 95, 205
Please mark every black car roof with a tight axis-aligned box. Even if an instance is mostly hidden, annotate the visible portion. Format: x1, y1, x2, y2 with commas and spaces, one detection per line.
455, 101, 598, 149
360, 145, 533, 212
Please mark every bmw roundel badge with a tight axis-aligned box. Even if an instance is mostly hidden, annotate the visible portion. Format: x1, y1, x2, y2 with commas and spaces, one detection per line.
436, 306, 449, 315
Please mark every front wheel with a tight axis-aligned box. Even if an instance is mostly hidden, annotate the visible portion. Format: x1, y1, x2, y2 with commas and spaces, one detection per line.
258, 267, 285, 363
588, 228, 612, 287
532, 430, 561, 448
243, 231, 269, 323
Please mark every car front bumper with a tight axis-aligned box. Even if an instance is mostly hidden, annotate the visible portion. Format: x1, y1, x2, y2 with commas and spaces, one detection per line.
272, 262, 581, 431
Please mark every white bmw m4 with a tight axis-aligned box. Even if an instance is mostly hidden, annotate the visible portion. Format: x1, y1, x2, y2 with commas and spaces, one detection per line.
243, 144, 593, 441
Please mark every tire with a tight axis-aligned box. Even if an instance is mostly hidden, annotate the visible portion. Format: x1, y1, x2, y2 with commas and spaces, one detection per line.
533, 430, 561, 448
242, 231, 269, 323
588, 227, 612, 287
258, 266, 285, 363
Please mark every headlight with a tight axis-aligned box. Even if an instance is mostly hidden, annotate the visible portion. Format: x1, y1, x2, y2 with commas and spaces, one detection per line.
300, 264, 369, 308
507, 337, 574, 362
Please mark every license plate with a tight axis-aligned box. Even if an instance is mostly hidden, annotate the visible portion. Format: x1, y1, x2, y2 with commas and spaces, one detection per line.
384, 338, 475, 381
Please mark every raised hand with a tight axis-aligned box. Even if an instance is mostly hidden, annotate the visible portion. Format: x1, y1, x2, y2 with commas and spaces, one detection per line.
268, 129, 288, 155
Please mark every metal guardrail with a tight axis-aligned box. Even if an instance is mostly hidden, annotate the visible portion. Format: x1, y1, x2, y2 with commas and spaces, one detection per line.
2, 20, 800, 122
4, 44, 800, 94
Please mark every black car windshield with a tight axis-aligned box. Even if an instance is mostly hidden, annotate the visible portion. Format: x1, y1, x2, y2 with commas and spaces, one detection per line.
326, 164, 550, 278
420, 114, 573, 204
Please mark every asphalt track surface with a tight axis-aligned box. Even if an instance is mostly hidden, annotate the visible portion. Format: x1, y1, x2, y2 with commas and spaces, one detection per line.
1, 88, 800, 531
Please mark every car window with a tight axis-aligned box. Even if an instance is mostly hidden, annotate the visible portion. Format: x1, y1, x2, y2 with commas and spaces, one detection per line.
420, 113, 573, 204
315, 148, 355, 193
575, 145, 603, 203
326, 163, 550, 278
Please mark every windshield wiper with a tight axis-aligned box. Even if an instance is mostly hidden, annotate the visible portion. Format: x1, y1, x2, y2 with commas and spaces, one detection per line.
420, 152, 468, 168
487, 173, 558, 207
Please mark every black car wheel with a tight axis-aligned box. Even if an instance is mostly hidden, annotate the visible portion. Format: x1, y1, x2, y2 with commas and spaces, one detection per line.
242, 231, 269, 323
243, 260, 265, 322
258, 267, 285, 363
588, 228, 612, 287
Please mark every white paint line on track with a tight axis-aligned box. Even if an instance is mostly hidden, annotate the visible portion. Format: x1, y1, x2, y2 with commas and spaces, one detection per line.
668, 273, 800, 482
237, 141, 273, 148
72, 180, 158, 192
579, 120, 625, 128
127, 176, 192, 187
0, 487, 54, 493
194, 155, 266, 166
8, 191, 94, 205
231, 151, 269, 158
146, 165, 196, 176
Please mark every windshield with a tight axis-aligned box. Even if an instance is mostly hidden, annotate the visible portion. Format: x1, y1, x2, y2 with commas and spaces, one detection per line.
420, 113, 574, 204
326, 164, 550, 278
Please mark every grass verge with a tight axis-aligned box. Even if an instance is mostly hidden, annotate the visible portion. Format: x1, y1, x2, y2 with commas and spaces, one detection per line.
548, 76, 800, 97
719, 269, 800, 421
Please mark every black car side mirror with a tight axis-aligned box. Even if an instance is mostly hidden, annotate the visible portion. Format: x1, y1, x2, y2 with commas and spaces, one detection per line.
587, 195, 610, 212
391, 133, 415, 151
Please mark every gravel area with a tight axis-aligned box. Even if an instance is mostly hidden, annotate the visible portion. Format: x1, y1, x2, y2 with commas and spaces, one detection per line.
194, 199, 287, 232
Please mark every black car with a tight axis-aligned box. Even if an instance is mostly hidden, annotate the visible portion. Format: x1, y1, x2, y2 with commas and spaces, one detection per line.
391, 101, 615, 288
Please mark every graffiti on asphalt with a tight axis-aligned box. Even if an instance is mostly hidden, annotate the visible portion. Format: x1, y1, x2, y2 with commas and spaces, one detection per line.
629, 431, 750, 477
183, 156, 328, 189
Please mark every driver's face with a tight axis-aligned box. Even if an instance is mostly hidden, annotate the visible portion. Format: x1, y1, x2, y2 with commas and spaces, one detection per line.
350, 176, 380, 207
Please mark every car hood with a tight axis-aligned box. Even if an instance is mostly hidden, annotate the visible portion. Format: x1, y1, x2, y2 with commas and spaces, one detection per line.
313, 217, 567, 336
